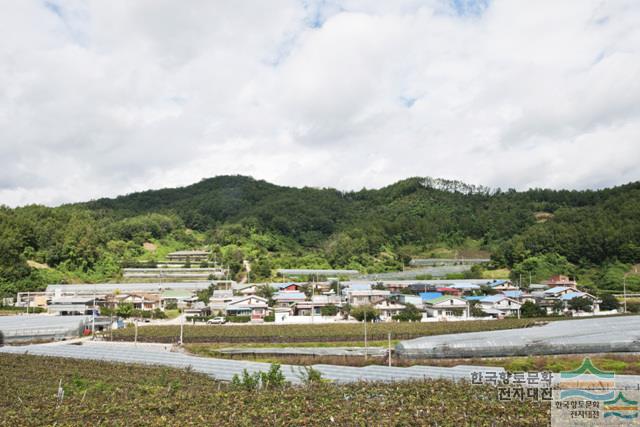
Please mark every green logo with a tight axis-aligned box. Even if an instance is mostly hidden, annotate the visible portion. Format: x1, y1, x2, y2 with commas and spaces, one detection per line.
560, 358, 615, 379
604, 392, 639, 420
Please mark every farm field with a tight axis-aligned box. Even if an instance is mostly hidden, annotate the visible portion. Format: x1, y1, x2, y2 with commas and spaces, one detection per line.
111, 318, 541, 344
199, 350, 640, 375
0, 353, 548, 426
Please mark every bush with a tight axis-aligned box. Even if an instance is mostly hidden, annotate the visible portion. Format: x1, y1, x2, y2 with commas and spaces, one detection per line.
297, 366, 323, 385
264, 314, 275, 322
320, 304, 338, 316
225, 315, 251, 323
626, 302, 640, 313
520, 301, 546, 318
392, 303, 422, 322
164, 301, 178, 310
350, 305, 379, 322
599, 294, 620, 311
231, 364, 287, 390
568, 297, 592, 313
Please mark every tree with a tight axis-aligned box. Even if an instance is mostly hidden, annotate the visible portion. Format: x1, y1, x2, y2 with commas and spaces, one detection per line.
393, 303, 422, 322
552, 300, 565, 315
599, 294, 620, 311
116, 303, 133, 318
469, 300, 487, 317
320, 304, 339, 316
568, 297, 592, 313
520, 300, 546, 318
256, 284, 275, 305
350, 305, 379, 322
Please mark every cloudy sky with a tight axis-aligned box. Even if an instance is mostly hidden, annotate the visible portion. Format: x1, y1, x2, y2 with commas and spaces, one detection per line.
1, 0, 640, 206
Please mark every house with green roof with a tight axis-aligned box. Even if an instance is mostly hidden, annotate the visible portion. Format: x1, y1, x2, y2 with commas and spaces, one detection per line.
422, 295, 469, 321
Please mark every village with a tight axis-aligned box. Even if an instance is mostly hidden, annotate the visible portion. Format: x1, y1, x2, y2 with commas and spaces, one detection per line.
9, 250, 611, 329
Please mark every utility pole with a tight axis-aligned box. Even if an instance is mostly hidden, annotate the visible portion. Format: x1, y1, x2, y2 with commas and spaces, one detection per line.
91, 284, 96, 340
179, 314, 184, 345
388, 332, 392, 367
623, 273, 628, 314
364, 309, 368, 361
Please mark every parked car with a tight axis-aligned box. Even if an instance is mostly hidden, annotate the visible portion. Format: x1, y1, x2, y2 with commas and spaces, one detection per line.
206, 317, 227, 325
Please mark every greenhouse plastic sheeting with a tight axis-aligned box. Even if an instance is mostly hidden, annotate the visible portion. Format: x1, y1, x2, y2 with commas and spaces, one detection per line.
396, 316, 640, 358
1, 340, 639, 388
0, 341, 502, 384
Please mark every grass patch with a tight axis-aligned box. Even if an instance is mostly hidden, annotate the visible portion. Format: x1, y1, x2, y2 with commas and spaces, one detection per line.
482, 268, 511, 279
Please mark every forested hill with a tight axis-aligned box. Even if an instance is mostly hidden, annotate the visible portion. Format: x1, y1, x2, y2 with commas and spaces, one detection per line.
1, 175, 639, 296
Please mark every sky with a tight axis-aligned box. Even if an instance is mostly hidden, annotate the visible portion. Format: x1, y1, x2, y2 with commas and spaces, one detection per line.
1, 0, 640, 207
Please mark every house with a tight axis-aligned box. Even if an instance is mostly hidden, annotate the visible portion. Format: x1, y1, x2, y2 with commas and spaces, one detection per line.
160, 290, 195, 309
436, 287, 463, 296
543, 286, 577, 298
48, 296, 96, 315
528, 284, 549, 291
184, 301, 212, 318
545, 275, 577, 287
396, 294, 423, 307
273, 283, 301, 292
272, 291, 307, 306
374, 301, 406, 321
450, 283, 481, 293
237, 285, 257, 296
386, 282, 410, 293
560, 292, 601, 313
292, 295, 341, 316
224, 296, 269, 321
118, 293, 161, 311
209, 290, 234, 314
475, 294, 522, 317
422, 296, 469, 321
419, 292, 443, 302
486, 280, 518, 291
344, 290, 390, 306
502, 290, 524, 300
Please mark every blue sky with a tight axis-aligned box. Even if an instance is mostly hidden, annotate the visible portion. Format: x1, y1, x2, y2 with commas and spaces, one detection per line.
0, 0, 639, 206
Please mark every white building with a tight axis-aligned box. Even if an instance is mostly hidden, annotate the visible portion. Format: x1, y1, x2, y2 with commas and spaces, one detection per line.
422, 296, 469, 321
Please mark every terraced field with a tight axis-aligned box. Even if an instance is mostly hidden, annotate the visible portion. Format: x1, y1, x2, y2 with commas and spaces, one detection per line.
111, 319, 540, 344
0, 353, 549, 426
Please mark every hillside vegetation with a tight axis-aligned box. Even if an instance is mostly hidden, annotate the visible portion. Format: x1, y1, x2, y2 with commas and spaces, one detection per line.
1, 175, 639, 296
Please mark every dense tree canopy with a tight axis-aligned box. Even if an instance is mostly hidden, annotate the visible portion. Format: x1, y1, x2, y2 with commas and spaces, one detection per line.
1, 175, 639, 297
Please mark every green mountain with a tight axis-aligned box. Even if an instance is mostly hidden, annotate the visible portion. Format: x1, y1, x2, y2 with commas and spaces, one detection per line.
1, 175, 639, 296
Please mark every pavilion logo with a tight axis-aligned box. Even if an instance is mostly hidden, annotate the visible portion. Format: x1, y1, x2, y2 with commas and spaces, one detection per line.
552, 358, 640, 426
558, 358, 615, 392
604, 392, 639, 421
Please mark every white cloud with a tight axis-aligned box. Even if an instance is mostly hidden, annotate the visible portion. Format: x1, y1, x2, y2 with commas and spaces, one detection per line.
1, 0, 639, 206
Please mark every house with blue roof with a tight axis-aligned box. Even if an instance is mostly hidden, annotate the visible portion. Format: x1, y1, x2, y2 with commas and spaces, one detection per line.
419, 292, 443, 301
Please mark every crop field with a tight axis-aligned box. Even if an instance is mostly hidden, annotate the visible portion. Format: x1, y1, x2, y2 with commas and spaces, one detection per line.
198, 350, 640, 374
0, 353, 548, 426
111, 318, 541, 344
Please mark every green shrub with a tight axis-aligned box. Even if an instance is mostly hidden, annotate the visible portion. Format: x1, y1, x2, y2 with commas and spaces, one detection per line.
264, 314, 275, 322
231, 364, 288, 390
297, 366, 324, 385
225, 315, 251, 323
320, 304, 339, 316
